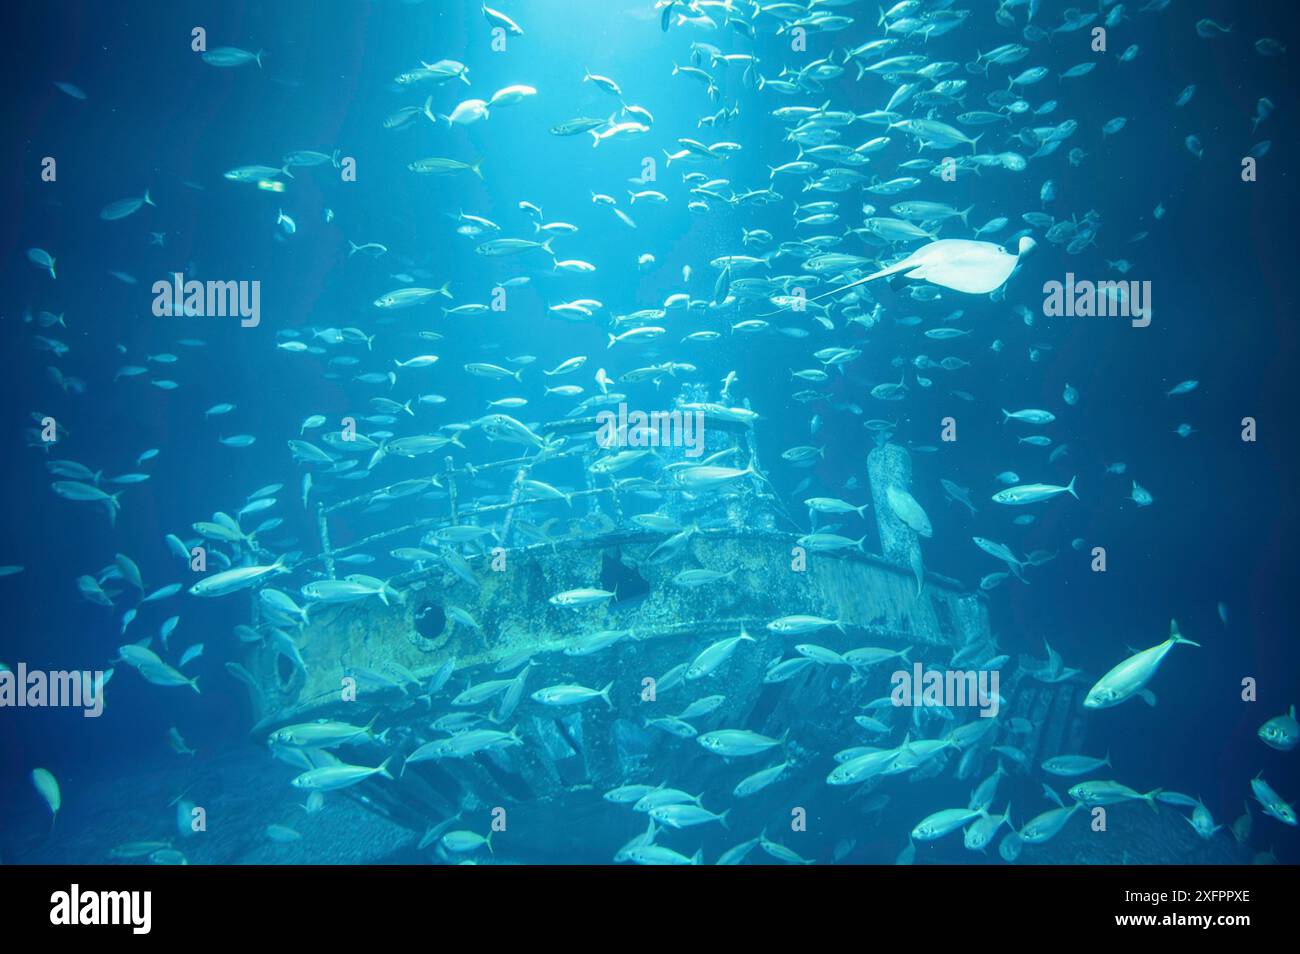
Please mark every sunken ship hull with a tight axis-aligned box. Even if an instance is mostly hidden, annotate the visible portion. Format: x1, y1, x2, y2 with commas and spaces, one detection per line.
232, 412, 1087, 840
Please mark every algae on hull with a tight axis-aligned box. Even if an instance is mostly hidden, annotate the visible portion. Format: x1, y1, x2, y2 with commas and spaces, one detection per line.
237, 437, 1083, 827
246, 526, 986, 729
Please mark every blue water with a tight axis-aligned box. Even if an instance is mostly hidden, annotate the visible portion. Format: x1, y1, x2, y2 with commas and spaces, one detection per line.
2, 0, 1298, 865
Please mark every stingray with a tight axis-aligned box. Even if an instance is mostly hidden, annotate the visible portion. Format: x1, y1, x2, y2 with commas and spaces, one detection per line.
773, 236, 1036, 312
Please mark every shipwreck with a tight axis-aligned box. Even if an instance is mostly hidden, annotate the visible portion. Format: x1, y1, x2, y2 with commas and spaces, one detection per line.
227, 397, 1089, 845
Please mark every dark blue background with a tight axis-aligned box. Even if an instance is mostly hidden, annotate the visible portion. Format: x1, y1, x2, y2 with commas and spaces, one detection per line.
1, 0, 1297, 862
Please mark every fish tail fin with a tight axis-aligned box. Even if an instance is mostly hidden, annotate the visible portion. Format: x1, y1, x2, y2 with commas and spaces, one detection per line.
144, 188, 155, 207
960, 205, 973, 225
1169, 619, 1200, 647
1144, 789, 1162, 812
541, 237, 554, 256
1066, 475, 1078, 499
607, 333, 616, 349
470, 160, 483, 180
1000, 408, 1010, 423
600, 680, 614, 708
377, 757, 395, 781
348, 241, 359, 257
590, 129, 600, 148
190, 676, 201, 694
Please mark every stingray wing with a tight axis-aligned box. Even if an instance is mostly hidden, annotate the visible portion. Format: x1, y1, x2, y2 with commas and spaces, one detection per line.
906, 240, 1018, 294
